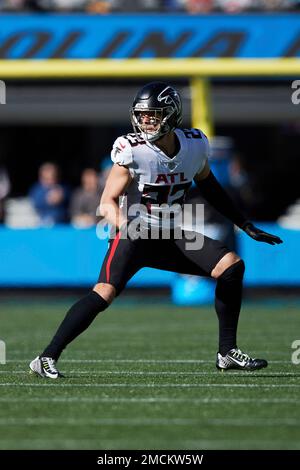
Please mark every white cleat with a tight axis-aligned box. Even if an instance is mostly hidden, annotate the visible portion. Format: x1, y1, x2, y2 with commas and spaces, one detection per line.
216, 348, 268, 371
29, 356, 64, 379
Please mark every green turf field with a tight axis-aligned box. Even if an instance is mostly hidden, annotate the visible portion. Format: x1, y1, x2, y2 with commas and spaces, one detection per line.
0, 297, 300, 450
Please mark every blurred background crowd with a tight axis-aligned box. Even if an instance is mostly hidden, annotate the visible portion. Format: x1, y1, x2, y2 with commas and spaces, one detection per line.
0, 136, 247, 228
0, 130, 294, 231
1, 0, 300, 13
0, 157, 113, 228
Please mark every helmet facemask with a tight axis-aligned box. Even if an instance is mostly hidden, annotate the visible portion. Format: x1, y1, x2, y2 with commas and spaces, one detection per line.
130, 106, 176, 143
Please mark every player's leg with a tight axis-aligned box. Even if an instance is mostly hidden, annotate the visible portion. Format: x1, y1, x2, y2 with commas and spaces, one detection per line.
145, 235, 241, 355
161, 233, 267, 370
30, 235, 143, 378
211, 252, 267, 370
39, 285, 114, 362
175, 232, 267, 370
29, 287, 112, 379
211, 252, 245, 357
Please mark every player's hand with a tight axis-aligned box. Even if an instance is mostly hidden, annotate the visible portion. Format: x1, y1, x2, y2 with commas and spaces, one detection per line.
119, 220, 142, 241
242, 222, 283, 245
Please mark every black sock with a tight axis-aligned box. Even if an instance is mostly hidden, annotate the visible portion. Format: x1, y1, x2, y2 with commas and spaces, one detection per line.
215, 260, 245, 356
41, 291, 108, 361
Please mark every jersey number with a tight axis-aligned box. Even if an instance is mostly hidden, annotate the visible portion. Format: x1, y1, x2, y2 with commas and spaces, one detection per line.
141, 182, 191, 207
124, 133, 146, 147
183, 129, 202, 139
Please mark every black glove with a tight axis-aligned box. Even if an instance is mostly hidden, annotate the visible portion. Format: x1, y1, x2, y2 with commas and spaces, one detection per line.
242, 222, 283, 245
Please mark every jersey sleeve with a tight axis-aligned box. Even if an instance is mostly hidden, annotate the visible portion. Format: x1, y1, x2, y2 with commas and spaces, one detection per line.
111, 136, 133, 166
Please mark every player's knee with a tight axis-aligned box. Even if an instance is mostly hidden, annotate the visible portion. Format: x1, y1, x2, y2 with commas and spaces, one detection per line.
211, 252, 244, 279
93, 283, 116, 305
218, 259, 245, 283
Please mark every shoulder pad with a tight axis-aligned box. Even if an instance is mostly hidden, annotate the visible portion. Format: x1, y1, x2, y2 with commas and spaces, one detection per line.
111, 136, 133, 166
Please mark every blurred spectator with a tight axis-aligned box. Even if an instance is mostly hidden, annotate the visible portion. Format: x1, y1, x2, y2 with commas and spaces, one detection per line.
259, 0, 294, 11
41, 0, 88, 10
162, 0, 186, 11
0, 0, 23, 10
86, 0, 111, 12
29, 162, 69, 225
214, 0, 258, 13
1, 0, 299, 10
1, 0, 89, 10
0, 166, 10, 223
229, 153, 254, 213
70, 168, 100, 227
31, 0, 87, 10
110, 0, 161, 11
0, 0, 42, 10
185, 0, 214, 13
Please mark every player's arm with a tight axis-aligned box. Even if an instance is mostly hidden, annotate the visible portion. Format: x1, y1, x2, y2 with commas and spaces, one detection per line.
194, 159, 246, 228
194, 161, 283, 245
99, 163, 132, 230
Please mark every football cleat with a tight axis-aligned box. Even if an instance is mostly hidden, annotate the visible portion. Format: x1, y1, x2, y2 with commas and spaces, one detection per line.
29, 356, 64, 379
216, 348, 268, 371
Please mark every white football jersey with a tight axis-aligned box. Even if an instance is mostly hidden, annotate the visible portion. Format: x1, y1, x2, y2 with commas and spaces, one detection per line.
111, 128, 209, 229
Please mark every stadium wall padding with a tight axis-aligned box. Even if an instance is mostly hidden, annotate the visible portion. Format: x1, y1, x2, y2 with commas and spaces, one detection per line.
0, 224, 295, 287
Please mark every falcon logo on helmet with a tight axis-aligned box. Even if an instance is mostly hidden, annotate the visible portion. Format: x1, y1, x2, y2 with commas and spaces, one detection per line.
157, 86, 180, 112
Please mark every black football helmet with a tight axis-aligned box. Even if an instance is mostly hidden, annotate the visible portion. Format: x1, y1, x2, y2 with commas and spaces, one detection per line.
130, 81, 182, 142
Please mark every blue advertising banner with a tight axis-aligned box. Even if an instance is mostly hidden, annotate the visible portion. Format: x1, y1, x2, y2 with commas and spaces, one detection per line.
0, 224, 296, 288
0, 14, 299, 59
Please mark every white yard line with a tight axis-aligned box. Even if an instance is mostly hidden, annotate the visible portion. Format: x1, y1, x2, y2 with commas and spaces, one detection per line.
7, 359, 213, 363
0, 438, 298, 449
0, 370, 298, 377
0, 417, 299, 426
0, 397, 298, 404
1, 382, 300, 388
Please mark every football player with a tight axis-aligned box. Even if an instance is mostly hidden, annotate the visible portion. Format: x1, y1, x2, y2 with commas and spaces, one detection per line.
30, 82, 282, 378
